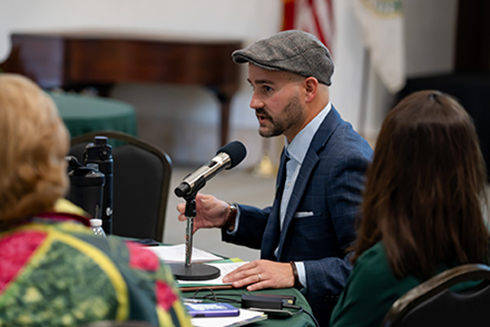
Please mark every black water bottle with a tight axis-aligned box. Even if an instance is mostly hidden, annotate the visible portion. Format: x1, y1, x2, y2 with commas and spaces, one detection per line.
66, 157, 105, 219
85, 137, 113, 234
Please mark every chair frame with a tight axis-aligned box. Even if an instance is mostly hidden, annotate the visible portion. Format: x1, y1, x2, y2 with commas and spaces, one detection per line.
382, 264, 490, 326
71, 130, 171, 242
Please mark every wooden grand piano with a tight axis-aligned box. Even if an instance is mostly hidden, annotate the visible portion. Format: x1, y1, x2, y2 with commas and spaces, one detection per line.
0, 31, 242, 146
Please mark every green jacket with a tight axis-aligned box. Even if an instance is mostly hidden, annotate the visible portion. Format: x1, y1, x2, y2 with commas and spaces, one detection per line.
330, 242, 477, 327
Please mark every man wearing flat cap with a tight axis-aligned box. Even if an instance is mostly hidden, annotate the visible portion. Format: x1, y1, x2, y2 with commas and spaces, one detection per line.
177, 30, 373, 326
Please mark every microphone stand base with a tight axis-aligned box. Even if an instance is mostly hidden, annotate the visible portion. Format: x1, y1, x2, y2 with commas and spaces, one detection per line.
169, 263, 221, 281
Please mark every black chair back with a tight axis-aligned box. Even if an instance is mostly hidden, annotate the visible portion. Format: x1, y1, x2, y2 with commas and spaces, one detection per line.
70, 131, 171, 242
382, 264, 490, 327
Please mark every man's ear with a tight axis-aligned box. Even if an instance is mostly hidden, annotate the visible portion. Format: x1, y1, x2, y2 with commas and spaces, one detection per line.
303, 77, 318, 103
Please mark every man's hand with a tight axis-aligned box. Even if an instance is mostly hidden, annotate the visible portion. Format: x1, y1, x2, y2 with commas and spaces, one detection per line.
222, 260, 295, 291
176, 193, 230, 233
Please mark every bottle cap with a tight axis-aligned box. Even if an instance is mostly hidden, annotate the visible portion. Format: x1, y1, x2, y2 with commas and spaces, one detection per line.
94, 136, 108, 146
90, 218, 103, 227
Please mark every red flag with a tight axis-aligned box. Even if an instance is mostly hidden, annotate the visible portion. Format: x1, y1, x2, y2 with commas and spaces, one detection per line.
282, 0, 335, 53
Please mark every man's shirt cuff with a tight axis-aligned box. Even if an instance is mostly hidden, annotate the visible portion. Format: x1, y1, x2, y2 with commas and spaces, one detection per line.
296, 261, 307, 291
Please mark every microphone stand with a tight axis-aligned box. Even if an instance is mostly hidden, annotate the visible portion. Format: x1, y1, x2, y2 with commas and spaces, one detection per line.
170, 190, 220, 281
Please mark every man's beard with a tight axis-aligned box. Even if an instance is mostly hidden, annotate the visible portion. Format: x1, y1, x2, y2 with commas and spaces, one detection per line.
256, 95, 304, 138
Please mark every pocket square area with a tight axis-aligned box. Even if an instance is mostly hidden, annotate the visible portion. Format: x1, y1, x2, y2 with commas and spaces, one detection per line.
294, 211, 314, 218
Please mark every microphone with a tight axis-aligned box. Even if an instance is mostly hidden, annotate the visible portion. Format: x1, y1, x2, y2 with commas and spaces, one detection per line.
175, 141, 247, 198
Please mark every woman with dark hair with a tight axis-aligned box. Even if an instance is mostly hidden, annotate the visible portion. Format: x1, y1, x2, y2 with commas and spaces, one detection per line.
330, 90, 489, 326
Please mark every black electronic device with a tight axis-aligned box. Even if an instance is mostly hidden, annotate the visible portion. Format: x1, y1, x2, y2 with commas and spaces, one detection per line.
246, 293, 296, 305
241, 294, 284, 310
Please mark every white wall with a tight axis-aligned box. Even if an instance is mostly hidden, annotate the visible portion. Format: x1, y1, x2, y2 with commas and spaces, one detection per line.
0, 0, 459, 164
404, 0, 458, 77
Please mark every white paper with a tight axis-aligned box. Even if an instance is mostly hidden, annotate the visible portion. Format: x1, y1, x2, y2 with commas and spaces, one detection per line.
191, 308, 266, 327
178, 262, 249, 285
147, 244, 223, 263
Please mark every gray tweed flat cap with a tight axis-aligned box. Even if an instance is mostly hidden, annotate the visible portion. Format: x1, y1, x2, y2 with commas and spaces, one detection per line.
232, 30, 334, 86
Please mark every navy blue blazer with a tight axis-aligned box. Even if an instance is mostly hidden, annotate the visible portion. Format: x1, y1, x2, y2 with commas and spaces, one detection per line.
222, 106, 373, 326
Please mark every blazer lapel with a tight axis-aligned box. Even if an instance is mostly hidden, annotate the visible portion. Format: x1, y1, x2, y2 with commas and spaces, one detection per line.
276, 106, 343, 260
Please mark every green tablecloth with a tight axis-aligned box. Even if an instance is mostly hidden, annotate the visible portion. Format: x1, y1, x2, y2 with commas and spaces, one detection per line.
181, 288, 316, 327
48, 92, 137, 138
117, 240, 317, 326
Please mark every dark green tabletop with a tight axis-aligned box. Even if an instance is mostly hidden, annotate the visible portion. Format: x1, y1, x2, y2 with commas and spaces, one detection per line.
49, 92, 137, 138
181, 288, 317, 327
116, 240, 317, 326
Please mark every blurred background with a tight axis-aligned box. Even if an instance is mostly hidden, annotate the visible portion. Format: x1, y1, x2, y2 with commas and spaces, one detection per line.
1, 0, 487, 260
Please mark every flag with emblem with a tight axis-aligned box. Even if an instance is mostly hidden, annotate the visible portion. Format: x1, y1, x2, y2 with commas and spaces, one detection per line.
351, 0, 405, 92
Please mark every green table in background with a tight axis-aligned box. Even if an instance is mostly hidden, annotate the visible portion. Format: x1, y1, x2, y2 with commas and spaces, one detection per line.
49, 92, 138, 138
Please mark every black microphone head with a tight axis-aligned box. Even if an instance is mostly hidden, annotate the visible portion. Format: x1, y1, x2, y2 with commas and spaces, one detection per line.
217, 141, 247, 169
